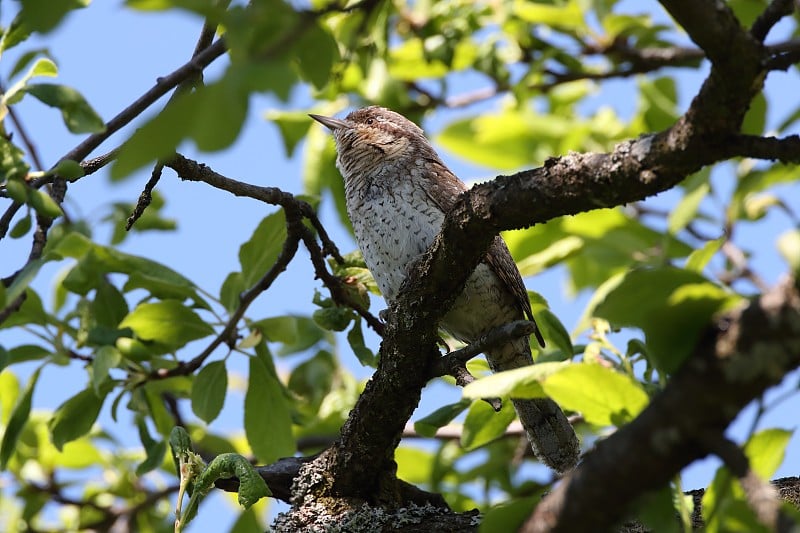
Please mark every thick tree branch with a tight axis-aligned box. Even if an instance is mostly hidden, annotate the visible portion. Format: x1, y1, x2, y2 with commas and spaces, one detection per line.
524, 276, 800, 532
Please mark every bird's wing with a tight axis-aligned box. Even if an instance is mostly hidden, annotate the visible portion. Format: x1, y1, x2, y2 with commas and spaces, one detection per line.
484, 237, 545, 347
421, 160, 545, 347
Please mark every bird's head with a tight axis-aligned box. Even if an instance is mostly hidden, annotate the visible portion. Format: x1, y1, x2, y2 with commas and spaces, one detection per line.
310, 106, 434, 179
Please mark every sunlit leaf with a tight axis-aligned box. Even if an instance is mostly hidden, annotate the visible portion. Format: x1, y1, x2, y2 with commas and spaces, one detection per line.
465, 362, 567, 402
414, 400, 471, 438
239, 210, 287, 287
542, 364, 649, 427
591, 267, 742, 373
777, 229, 800, 275
0, 368, 39, 468
119, 301, 213, 348
461, 398, 516, 450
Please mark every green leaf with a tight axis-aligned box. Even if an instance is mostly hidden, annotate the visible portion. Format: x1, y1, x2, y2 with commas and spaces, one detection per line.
50, 158, 85, 180
119, 301, 213, 349
190, 76, 249, 152
777, 229, 800, 276
637, 76, 678, 131
515, 235, 584, 277
414, 400, 471, 437
252, 315, 325, 355
346, 319, 375, 366
9, 212, 32, 238
741, 92, 767, 135
312, 307, 354, 332
111, 96, 191, 179
462, 362, 566, 400
745, 428, 792, 480
19, 0, 89, 34
480, 497, 537, 533
508, 209, 693, 295
136, 439, 167, 476
0, 346, 8, 373
0, 368, 40, 469
0, 137, 29, 182
395, 447, 435, 485
240, 210, 287, 287
3, 57, 58, 105
220, 272, 245, 313
92, 346, 121, 394
192, 361, 228, 424
5, 258, 47, 304
0, 18, 33, 54
0, 289, 48, 329
50, 387, 107, 450
302, 121, 349, 232
287, 350, 335, 410
53, 232, 207, 306
4, 177, 62, 218
634, 485, 681, 533
195, 453, 270, 508
542, 364, 649, 427
28, 187, 63, 218
244, 354, 294, 463
667, 170, 710, 235
436, 112, 553, 170
685, 237, 724, 273
126, 0, 221, 13
25, 83, 105, 133
461, 398, 517, 450
293, 23, 340, 90
264, 109, 313, 157
530, 302, 573, 361
91, 279, 129, 328
592, 266, 742, 373
231, 509, 262, 533
514, 0, 585, 31
701, 429, 790, 533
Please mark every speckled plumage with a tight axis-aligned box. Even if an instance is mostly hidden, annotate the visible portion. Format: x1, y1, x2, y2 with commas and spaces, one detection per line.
311, 106, 579, 472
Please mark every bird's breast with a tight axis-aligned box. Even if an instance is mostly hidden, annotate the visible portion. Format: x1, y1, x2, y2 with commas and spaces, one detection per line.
346, 177, 443, 302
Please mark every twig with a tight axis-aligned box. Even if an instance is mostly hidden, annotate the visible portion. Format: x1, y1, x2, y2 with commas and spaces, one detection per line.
751, 0, 796, 42
127, 16, 221, 230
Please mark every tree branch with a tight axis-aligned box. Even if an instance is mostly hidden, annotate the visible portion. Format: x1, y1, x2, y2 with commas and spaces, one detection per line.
524, 276, 800, 532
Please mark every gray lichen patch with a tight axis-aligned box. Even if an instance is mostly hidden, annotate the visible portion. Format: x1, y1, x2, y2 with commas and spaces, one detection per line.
271, 501, 451, 532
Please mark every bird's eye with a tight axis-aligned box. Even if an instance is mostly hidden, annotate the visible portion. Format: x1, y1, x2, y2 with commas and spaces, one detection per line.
366, 118, 374, 125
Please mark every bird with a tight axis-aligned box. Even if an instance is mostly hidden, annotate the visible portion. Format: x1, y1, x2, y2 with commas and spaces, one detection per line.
310, 106, 579, 473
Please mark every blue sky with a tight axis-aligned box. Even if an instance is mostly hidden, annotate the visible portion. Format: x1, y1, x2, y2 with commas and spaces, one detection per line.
1, 2, 799, 531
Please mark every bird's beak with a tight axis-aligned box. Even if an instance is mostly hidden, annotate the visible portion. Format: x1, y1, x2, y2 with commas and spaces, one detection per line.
309, 114, 347, 131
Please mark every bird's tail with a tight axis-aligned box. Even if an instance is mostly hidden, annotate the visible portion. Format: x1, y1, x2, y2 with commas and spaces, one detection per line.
487, 337, 579, 473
